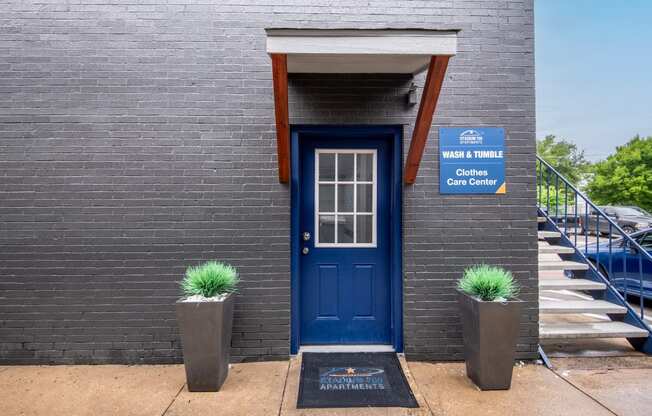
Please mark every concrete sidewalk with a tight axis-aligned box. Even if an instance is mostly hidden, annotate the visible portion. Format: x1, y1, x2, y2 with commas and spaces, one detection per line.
1, 356, 650, 416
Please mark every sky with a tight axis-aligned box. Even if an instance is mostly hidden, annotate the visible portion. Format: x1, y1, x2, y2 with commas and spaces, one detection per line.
535, 0, 652, 161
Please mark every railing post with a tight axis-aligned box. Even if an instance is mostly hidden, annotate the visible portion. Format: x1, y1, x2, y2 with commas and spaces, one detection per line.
640, 252, 644, 319
564, 182, 568, 235
537, 160, 542, 209
608, 223, 613, 280
596, 209, 600, 271
623, 241, 628, 299
574, 192, 578, 247
555, 174, 559, 221
546, 167, 551, 214
584, 200, 589, 254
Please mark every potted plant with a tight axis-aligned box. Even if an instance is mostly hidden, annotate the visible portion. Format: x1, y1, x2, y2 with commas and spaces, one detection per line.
457, 264, 522, 390
176, 261, 239, 392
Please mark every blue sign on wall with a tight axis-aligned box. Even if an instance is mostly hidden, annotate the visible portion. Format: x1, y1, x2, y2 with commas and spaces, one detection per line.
439, 127, 506, 194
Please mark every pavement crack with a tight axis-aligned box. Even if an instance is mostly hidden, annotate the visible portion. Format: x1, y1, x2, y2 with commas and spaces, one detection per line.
161, 382, 186, 416
277, 358, 292, 416
405, 360, 436, 416
548, 367, 619, 416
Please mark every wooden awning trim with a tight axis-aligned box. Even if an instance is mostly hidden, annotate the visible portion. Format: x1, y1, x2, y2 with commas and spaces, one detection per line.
271, 53, 290, 183
404, 55, 450, 184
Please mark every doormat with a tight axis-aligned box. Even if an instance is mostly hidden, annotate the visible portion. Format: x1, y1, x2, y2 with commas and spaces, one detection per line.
297, 352, 419, 409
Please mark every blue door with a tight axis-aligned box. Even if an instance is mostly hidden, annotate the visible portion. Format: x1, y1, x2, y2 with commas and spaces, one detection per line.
298, 133, 392, 345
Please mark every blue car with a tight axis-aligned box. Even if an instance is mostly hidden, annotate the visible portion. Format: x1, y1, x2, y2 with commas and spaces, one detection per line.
585, 228, 652, 300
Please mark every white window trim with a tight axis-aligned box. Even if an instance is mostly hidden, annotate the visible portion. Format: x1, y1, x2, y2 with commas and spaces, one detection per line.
315, 149, 377, 248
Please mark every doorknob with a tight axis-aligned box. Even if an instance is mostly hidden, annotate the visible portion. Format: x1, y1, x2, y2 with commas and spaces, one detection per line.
303, 232, 311, 241
302, 247, 309, 255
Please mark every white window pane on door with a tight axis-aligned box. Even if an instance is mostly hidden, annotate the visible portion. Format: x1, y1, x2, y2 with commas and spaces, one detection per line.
319, 184, 335, 212
318, 215, 335, 243
337, 184, 354, 212
356, 215, 373, 244
356, 184, 373, 213
319, 153, 335, 181
337, 153, 354, 181
314, 149, 376, 247
337, 215, 354, 243
356, 153, 373, 181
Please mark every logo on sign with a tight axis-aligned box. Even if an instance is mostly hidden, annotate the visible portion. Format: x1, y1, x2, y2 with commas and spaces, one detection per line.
459, 129, 484, 145
319, 367, 387, 391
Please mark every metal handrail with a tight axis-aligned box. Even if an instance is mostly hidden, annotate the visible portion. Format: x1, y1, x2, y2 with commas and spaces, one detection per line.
537, 155, 650, 321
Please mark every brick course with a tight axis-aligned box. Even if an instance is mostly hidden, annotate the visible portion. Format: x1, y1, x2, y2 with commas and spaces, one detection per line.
0, 0, 537, 364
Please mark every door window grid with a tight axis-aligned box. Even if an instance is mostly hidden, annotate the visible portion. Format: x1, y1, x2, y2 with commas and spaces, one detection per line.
315, 149, 377, 247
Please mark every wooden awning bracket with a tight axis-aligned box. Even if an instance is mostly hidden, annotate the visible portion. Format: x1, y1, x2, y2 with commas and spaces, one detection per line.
271, 53, 290, 183
404, 55, 450, 184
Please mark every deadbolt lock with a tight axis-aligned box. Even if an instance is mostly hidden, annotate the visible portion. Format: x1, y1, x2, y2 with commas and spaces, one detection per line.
303, 232, 311, 241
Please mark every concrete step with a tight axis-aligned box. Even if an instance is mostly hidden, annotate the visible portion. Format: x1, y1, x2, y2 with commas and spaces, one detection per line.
538, 231, 561, 240
538, 241, 575, 254
539, 270, 571, 279
539, 300, 627, 314
538, 216, 547, 223
539, 278, 606, 291
540, 322, 648, 339
539, 253, 563, 262
539, 260, 589, 271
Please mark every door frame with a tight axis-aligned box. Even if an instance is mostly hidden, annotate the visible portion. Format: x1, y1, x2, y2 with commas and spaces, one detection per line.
290, 125, 403, 354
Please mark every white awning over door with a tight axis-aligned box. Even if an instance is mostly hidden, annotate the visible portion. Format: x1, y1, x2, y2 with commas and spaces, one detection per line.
265, 29, 458, 74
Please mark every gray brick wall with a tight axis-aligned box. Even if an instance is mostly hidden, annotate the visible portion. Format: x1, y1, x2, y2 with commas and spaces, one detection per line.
0, 0, 537, 364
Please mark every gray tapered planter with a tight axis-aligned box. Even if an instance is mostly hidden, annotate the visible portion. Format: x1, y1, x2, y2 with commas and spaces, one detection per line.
457, 290, 522, 390
176, 293, 234, 392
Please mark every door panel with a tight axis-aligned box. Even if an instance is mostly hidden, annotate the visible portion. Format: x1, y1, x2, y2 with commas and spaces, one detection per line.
299, 135, 391, 345
318, 265, 339, 318
352, 265, 374, 317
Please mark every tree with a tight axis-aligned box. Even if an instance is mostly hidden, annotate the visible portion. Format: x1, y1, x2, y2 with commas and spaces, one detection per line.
537, 135, 591, 184
586, 135, 652, 212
